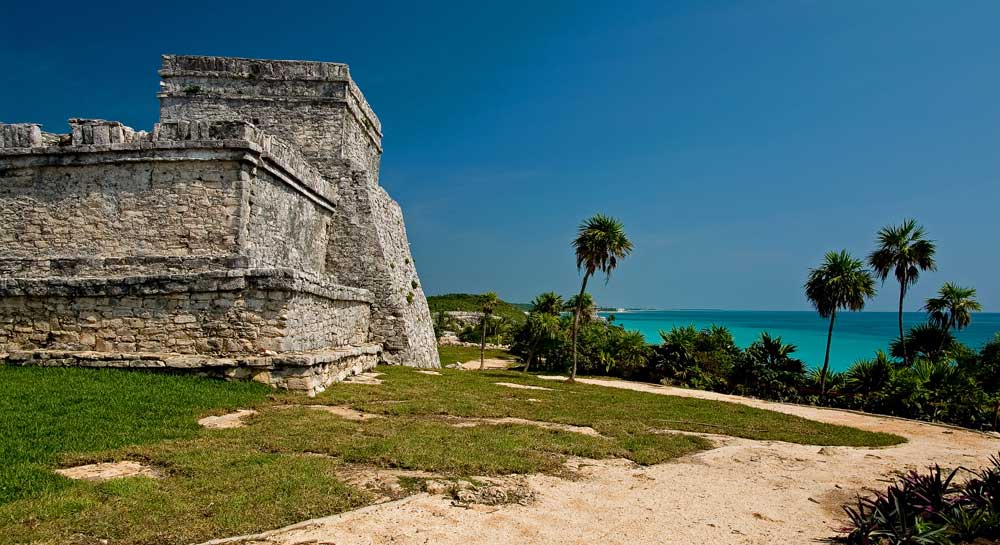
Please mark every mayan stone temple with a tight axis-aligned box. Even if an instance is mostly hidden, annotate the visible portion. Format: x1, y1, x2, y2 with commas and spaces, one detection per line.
0, 54, 440, 394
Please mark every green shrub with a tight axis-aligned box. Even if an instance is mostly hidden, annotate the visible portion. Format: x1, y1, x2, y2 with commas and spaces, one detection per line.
837, 457, 1000, 544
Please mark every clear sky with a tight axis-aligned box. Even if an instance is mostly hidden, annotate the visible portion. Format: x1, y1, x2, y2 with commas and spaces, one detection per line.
3, 1, 998, 311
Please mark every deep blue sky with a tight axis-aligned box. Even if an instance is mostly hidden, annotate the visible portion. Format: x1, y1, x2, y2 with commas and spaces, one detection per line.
3, 1, 998, 310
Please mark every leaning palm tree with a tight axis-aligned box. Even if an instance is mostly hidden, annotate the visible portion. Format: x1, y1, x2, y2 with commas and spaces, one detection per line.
564, 292, 596, 324
805, 250, 877, 396
868, 219, 936, 366
569, 214, 633, 382
478, 291, 499, 370
925, 282, 982, 332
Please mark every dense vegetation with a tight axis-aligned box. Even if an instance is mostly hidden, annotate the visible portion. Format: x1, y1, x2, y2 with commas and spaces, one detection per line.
495, 217, 999, 431
426, 293, 527, 325
836, 456, 1000, 544
428, 292, 527, 346
0, 365, 899, 544
505, 296, 1000, 430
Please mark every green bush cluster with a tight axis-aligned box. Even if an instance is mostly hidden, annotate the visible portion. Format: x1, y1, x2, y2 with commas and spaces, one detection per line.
837, 455, 1000, 544
506, 290, 1000, 430
649, 324, 1000, 430
428, 293, 527, 345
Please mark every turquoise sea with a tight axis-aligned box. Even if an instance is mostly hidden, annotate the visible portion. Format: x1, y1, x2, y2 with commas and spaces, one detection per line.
602, 310, 1000, 372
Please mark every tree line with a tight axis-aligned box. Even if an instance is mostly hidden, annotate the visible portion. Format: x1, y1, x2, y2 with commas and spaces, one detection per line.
463, 215, 997, 429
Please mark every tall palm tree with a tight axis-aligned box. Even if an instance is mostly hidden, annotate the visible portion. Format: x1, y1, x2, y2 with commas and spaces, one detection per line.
805, 250, 877, 396
925, 282, 982, 332
868, 219, 936, 366
569, 214, 633, 382
530, 292, 564, 316
478, 291, 499, 370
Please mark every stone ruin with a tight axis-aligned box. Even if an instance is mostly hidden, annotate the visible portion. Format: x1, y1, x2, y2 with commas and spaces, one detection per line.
0, 55, 439, 394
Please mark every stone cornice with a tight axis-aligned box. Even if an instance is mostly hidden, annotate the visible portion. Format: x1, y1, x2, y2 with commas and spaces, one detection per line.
0, 120, 338, 212
0, 268, 374, 303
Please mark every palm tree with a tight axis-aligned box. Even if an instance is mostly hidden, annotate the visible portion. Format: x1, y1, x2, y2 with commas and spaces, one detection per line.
868, 219, 936, 366
530, 292, 564, 316
890, 323, 956, 363
564, 292, 596, 324
522, 313, 561, 372
522, 292, 565, 373
478, 291, 499, 370
569, 214, 633, 382
925, 282, 982, 332
805, 250, 877, 396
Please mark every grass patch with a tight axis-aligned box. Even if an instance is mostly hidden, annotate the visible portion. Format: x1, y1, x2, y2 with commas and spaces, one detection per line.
437, 345, 517, 366
311, 366, 905, 449
0, 364, 904, 545
0, 366, 270, 504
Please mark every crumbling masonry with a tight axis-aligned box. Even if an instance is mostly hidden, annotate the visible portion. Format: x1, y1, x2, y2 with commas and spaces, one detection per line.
0, 55, 440, 393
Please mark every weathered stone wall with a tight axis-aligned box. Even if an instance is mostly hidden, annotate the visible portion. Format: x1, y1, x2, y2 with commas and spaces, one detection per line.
324, 167, 438, 366
0, 119, 337, 280
0, 160, 243, 266
244, 168, 331, 275
0, 270, 371, 356
157, 55, 438, 367
0, 53, 440, 389
158, 55, 382, 176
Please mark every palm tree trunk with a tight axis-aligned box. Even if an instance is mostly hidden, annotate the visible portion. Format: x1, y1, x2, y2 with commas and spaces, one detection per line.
898, 280, 908, 366
479, 314, 487, 370
524, 345, 536, 373
820, 308, 837, 398
569, 273, 591, 383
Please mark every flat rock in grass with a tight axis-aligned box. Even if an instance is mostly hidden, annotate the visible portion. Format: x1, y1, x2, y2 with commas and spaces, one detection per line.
303, 405, 382, 421
56, 461, 160, 481
415, 370, 441, 376
344, 372, 383, 385
445, 416, 603, 437
459, 358, 513, 370
494, 382, 552, 391
198, 409, 257, 429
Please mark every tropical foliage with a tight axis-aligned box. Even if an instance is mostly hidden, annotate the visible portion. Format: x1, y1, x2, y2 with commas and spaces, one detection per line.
568, 214, 633, 381
837, 456, 1000, 544
502, 216, 996, 431
926, 282, 983, 333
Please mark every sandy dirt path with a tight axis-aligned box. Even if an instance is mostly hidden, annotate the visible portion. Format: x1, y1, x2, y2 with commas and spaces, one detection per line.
204, 377, 1000, 545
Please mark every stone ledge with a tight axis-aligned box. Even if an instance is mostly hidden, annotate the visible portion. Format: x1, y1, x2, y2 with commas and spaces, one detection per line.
1, 343, 381, 369
0, 268, 373, 303
0, 255, 249, 278
1, 343, 382, 395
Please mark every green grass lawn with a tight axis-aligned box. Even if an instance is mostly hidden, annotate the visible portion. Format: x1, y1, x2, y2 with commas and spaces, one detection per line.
0, 364, 904, 545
